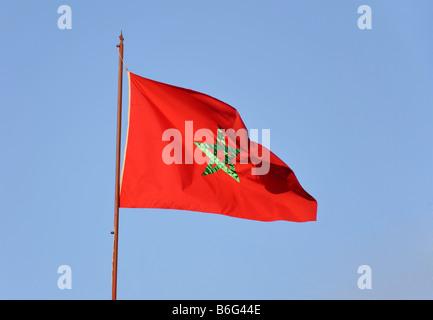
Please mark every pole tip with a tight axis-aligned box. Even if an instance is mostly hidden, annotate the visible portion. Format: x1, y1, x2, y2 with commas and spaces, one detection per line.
119, 31, 124, 41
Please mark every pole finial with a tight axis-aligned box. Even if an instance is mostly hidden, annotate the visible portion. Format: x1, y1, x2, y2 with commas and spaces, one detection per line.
116, 31, 124, 48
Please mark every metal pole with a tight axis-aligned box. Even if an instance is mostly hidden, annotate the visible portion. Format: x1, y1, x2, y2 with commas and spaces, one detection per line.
112, 31, 124, 300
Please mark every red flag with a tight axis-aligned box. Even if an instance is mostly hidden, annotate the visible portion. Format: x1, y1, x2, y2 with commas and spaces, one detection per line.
119, 72, 317, 222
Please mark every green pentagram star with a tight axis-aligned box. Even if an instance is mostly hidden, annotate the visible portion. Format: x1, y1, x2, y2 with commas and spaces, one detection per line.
194, 127, 241, 182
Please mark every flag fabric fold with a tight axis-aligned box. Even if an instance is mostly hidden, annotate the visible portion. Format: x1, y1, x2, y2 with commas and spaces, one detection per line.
119, 71, 317, 222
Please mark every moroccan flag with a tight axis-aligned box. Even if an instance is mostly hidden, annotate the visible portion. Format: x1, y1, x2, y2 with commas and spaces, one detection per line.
119, 72, 317, 222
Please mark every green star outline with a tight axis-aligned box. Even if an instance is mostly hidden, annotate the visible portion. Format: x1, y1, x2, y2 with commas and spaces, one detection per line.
194, 127, 241, 182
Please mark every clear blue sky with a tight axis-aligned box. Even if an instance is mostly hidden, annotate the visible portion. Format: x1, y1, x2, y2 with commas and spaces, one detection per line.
1, 1, 432, 299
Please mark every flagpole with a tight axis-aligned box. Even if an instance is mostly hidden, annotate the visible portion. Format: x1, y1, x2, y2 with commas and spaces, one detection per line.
112, 31, 124, 300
